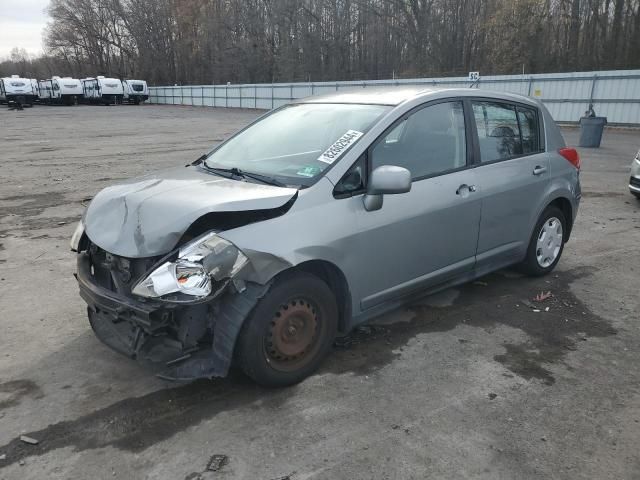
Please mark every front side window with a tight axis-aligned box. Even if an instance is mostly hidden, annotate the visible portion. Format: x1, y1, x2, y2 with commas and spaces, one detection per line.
472, 101, 523, 162
371, 101, 467, 179
205, 103, 390, 187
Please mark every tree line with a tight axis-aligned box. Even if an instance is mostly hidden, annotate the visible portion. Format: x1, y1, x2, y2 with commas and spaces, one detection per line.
2, 0, 639, 85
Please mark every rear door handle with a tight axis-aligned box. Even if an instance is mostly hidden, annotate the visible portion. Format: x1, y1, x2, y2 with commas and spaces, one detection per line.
456, 184, 477, 195
533, 165, 548, 176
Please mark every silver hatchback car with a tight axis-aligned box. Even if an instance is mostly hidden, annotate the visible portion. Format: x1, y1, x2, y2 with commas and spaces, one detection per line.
72, 87, 581, 386
630, 148, 640, 198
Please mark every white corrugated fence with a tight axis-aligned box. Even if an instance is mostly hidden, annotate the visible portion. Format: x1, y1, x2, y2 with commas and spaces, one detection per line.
149, 69, 640, 125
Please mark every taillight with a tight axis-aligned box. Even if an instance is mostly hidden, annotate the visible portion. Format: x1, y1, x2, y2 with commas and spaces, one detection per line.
559, 147, 580, 169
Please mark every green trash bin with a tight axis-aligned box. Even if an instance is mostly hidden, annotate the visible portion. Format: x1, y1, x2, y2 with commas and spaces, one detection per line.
579, 116, 607, 148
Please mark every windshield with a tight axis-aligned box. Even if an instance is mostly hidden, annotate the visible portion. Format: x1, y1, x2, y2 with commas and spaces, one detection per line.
204, 103, 390, 186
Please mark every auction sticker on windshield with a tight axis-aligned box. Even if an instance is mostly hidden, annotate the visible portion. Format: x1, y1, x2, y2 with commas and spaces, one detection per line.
317, 130, 364, 164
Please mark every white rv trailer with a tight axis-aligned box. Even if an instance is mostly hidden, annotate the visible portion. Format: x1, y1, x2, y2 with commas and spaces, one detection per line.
0, 75, 37, 106
37, 79, 52, 102
82, 76, 124, 104
30, 79, 39, 102
39, 76, 83, 105
122, 79, 149, 104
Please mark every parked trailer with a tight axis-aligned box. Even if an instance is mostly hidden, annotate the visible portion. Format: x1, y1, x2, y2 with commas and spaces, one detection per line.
0, 75, 37, 107
37, 79, 52, 102
39, 76, 83, 105
122, 79, 149, 104
30, 79, 39, 102
82, 76, 124, 105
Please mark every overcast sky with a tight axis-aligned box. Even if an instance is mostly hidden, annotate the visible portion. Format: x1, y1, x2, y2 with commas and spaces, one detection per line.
0, 0, 50, 59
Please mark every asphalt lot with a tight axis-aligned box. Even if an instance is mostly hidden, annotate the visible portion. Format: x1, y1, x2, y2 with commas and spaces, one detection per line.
0, 104, 639, 480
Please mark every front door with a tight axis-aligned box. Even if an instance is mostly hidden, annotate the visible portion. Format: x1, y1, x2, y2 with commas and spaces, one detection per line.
352, 100, 481, 310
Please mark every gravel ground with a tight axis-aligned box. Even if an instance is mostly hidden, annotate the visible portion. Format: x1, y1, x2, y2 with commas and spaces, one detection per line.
0, 104, 638, 480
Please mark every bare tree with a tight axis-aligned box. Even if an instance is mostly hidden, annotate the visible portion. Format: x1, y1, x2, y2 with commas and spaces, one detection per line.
4, 0, 637, 83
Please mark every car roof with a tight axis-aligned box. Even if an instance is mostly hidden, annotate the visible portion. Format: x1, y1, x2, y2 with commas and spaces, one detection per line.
297, 86, 539, 108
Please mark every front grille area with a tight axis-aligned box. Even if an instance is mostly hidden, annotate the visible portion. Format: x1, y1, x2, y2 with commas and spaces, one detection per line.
87, 242, 159, 297
630, 176, 640, 188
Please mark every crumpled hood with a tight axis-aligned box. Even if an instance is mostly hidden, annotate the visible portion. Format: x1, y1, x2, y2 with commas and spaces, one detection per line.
84, 166, 298, 258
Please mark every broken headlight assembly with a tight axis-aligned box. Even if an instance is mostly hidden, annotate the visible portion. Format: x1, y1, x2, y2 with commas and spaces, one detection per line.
70, 220, 85, 252
131, 232, 249, 303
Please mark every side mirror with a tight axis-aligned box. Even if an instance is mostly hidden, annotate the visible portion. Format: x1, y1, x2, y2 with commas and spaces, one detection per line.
363, 165, 411, 211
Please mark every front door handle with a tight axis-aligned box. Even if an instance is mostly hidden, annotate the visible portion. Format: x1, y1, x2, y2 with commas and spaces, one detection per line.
456, 184, 477, 195
533, 165, 548, 176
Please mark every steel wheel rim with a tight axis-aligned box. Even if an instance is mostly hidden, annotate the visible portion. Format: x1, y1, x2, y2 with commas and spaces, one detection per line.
536, 216, 563, 268
264, 298, 321, 372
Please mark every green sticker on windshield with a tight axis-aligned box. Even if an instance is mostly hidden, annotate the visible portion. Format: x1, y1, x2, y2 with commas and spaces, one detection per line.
297, 165, 321, 178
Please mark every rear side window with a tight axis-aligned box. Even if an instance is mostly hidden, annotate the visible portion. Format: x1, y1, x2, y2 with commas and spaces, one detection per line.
472, 101, 542, 162
517, 106, 540, 154
472, 102, 522, 162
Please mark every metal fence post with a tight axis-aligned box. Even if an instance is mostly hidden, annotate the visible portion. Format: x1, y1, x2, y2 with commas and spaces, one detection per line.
271, 84, 274, 109
255, 85, 257, 109
225, 85, 228, 108
290, 84, 293, 101
589, 74, 598, 107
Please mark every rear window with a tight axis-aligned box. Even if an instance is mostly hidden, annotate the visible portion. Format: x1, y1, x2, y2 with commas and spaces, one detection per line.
11, 82, 25, 87
472, 101, 541, 162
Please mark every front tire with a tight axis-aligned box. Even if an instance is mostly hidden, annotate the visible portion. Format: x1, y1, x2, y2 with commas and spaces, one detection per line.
521, 206, 567, 276
236, 272, 338, 387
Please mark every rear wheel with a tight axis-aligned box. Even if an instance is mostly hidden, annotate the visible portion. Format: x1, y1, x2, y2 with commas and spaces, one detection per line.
521, 206, 566, 276
236, 272, 338, 387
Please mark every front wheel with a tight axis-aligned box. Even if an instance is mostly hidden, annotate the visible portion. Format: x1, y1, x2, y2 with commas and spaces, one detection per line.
521, 206, 567, 276
236, 272, 338, 387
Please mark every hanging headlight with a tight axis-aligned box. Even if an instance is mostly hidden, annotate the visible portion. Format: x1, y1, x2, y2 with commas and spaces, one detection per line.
70, 220, 85, 252
131, 232, 249, 302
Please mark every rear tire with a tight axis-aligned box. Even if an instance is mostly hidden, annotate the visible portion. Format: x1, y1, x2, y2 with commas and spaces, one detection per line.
236, 272, 338, 387
521, 205, 566, 276
632, 192, 640, 200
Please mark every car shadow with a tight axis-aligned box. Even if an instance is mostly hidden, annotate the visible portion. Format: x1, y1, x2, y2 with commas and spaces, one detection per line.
0, 266, 615, 468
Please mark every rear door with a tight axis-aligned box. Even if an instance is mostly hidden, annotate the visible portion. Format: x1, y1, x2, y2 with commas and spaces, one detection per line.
470, 100, 549, 271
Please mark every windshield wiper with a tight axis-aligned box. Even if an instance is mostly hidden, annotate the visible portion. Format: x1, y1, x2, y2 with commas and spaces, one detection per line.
203, 165, 288, 188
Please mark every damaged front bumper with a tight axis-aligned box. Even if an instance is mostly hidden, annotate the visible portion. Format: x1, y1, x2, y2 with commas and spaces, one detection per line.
76, 251, 270, 381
